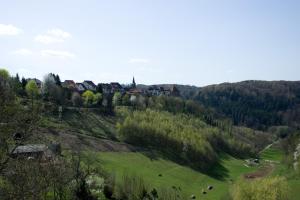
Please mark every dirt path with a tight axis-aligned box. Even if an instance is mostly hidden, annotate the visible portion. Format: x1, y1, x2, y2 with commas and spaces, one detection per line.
243, 163, 275, 180
243, 142, 277, 180
259, 143, 273, 154
293, 142, 300, 170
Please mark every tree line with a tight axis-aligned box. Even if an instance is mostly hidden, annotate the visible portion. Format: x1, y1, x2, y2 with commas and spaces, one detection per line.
117, 108, 254, 171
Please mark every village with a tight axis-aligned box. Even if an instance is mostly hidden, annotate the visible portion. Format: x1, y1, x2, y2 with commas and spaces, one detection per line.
8, 75, 182, 161
27, 76, 181, 98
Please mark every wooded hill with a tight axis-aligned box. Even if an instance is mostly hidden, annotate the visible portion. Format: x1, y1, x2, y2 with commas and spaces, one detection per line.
142, 81, 300, 130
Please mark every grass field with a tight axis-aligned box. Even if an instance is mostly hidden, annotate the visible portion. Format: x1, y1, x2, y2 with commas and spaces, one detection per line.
259, 145, 284, 162
98, 152, 258, 200
98, 146, 300, 200
259, 145, 300, 200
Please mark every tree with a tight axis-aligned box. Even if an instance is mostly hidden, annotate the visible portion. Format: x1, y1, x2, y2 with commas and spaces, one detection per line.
122, 94, 130, 106
42, 73, 56, 100
11, 73, 23, 96
21, 77, 27, 90
54, 74, 62, 86
82, 90, 95, 107
42, 73, 63, 104
15, 73, 20, 82
26, 80, 39, 109
0, 70, 39, 175
93, 93, 103, 105
0, 68, 9, 80
72, 92, 83, 107
102, 94, 113, 113
26, 80, 39, 99
96, 84, 103, 93
136, 95, 146, 109
232, 176, 289, 200
113, 92, 122, 107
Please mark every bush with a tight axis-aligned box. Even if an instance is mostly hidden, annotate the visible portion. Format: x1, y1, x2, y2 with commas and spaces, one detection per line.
231, 176, 289, 200
72, 92, 83, 107
114, 174, 148, 200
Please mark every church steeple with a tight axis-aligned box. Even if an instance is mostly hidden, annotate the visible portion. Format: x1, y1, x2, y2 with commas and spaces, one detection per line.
132, 77, 136, 88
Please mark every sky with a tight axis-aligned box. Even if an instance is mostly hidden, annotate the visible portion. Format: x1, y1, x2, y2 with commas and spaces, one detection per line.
0, 0, 299, 86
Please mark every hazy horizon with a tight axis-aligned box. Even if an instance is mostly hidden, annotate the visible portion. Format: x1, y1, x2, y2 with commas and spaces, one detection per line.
1, 0, 299, 86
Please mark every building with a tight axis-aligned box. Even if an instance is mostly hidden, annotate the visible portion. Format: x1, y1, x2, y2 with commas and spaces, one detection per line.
132, 77, 136, 88
62, 80, 76, 89
75, 83, 86, 92
147, 85, 161, 96
83, 80, 97, 91
161, 87, 171, 96
110, 82, 124, 93
11, 144, 60, 160
146, 85, 180, 97
127, 88, 143, 95
100, 83, 113, 94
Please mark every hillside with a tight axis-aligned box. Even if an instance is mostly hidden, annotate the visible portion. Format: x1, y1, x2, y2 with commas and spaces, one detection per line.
36, 109, 280, 200
142, 81, 300, 130
37, 108, 134, 152
1, 68, 299, 200
194, 80, 300, 129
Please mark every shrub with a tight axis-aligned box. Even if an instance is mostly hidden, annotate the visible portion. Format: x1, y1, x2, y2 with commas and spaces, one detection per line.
231, 176, 289, 200
72, 92, 83, 107
114, 174, 148, 200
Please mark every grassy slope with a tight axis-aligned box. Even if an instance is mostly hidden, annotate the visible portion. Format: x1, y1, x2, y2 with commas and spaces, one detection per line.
260, 145, 300, 200
98, 152, 257, 200
42, 109, 300, 199
41, 109, 117, 140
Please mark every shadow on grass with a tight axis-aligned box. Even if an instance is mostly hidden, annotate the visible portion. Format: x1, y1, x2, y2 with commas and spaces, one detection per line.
62, 109, 118, 141
140, 149, 229, 181
205, 160, 229, 181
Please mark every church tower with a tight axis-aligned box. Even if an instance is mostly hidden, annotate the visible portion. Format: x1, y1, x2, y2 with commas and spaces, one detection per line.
132, 77, 136, 88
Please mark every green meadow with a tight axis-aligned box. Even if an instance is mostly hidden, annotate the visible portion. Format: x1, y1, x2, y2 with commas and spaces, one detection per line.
98, 152, 257, 200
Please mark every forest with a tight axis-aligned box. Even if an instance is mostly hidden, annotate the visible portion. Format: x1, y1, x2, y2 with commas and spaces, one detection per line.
192, 81, 300, 129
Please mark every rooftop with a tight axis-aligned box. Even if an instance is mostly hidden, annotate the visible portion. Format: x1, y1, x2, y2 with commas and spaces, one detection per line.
12, 144, 47, 154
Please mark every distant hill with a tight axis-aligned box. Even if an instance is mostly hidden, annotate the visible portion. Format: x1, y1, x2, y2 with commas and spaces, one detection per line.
139, 80, 300, 129
193, 80, 300, 129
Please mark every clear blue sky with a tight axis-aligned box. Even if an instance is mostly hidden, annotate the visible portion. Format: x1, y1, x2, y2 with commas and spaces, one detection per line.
0, 0, 299, 86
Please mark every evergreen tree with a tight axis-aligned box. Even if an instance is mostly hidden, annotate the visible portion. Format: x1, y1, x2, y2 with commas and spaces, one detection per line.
54, 74, 61, 86
21, 77, 27, 89
15, 73, 20, 83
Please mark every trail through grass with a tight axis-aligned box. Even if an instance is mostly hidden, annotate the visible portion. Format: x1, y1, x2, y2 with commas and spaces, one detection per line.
260, 145, 300, 200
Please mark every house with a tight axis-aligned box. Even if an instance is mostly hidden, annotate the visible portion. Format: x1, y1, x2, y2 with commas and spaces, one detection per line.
147, 85, 161, 96
100, 83, 113, 94
127, 88, 143, 95
62, 80, 76, 89
75, 83, 86, 92
161, 87, 171, 96
11, 144, 60, 160
110, 82, 124, 93
83, 80, 97, 91
27, 78, 42, 88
